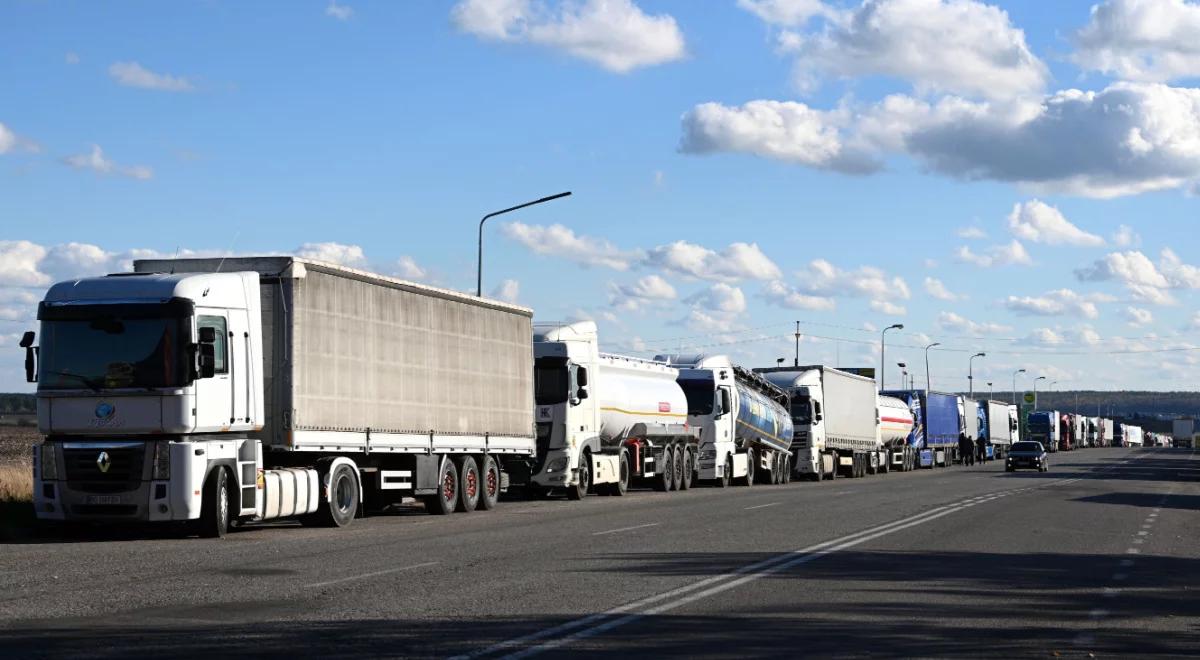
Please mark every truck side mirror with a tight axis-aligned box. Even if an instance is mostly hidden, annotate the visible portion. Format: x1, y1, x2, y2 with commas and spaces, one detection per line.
577, 388, 588, 401
198, 343, 217, 379
577, 367, 588, 387
199, 326, 218, 344
814, 401, 823, 422
717, 389, 731, 417
19, 331, 36, 383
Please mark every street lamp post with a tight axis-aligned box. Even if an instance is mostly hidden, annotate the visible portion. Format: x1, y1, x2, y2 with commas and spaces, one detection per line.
924, 342, 940, 392
988, 381, 994, 398
897, 362, 907, 391
968, 352, 986, 399
1012, 369, 1026, 405
477, 191, 572, 296
880, 324, 903, 390
1034, 376, 1047, 409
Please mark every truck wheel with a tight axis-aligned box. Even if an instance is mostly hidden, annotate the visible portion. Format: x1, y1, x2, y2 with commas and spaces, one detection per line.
782, 455, 792, 484
426, 459, 458, 515
667, 448, 686, 494
197, 468, 230, 539
478, 455, 500, 510
314, 463, 359, 527
680, 448, 694, 491
456, 456, 480, 513
568, 450, 591, 501
656, 447, 674, 492
717, 456, 732, 488
613, 450, 630, 496
742, 449, 756, 487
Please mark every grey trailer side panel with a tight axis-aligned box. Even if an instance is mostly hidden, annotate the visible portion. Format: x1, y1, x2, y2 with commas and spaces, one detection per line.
289, 265, 532, 440
986, 400, 1012, 446
820, 367, 879, 452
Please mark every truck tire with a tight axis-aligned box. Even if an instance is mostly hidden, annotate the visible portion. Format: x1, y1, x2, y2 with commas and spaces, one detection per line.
717, 456, 732, 488
613, 450, 630, 496
680, 448, 694, 491
741, 449, 756, 487
656, 447, 674, 492
478, 455, 500, 511
671, 446, 684, 492
568, 450, 591, 501
313, 463, 359, 527
425, 458, 458, 515
782, 455, 792, 484
197, 467, 230, 539
455, 456, 480, 513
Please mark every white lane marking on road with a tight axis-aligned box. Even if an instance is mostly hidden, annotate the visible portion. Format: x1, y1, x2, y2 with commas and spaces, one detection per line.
454, 502, 965, 660
305, 561, 439, 588
591, 523, 659, 536
1137, 531, 1148, 536
1089, 608, 1109, 619
1103, 588, 1119, 598
502, 504, 976, 659
744, 502, 780, 510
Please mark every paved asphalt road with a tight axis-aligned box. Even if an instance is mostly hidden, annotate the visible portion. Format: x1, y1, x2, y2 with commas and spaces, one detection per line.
1, 446, 1196, 658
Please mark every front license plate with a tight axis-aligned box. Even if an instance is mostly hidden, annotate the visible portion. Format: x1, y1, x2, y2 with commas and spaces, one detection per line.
86, 495, 122, 505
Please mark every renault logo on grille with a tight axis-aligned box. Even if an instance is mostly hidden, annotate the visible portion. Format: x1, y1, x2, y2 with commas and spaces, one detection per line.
96, 451, 111, 473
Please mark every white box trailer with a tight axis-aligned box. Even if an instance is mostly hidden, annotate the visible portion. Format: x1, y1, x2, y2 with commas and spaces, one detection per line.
758, 366, 880, 479
29, 256, 535, 536
984, 400, 1014, 458
1172, 418, 1195, 448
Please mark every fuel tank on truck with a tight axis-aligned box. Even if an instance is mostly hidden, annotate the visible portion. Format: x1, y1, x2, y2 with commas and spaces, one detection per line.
659, 354, 792, 454
596, 354, 688, 444
878, 395, 915, 447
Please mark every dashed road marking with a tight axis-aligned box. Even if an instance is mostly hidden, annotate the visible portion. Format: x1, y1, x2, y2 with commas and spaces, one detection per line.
744, 502, 781, 511
592, 523, 659, 536
305, 561, 439, 588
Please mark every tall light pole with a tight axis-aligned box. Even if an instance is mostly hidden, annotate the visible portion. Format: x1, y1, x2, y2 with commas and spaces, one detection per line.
968, 352, 986, 399
880, 324, 903, 390
477, 191, 572, 296
1050, 380, 1058, 409
1012, 368, 1026, 405
987, 381, 994, 399
897, 362, 907, 392
924, 342, 940, 392
1034, 375, 1046, 409
794, 321, 802, 367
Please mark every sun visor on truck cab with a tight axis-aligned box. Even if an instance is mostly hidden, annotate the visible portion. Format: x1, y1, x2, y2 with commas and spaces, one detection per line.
38, 297, 196, 321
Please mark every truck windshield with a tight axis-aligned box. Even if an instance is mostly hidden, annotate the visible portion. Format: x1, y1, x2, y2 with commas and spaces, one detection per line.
39, 317, 189, 390
534, 357, 570, 406
679, 378, 714, 416
790, 395, 812, 425
1028, 415, 1050, 432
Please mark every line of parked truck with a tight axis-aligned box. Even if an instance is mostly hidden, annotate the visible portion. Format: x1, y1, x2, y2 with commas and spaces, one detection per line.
16, 257, 1140, 537
1026, 411, 1148, 450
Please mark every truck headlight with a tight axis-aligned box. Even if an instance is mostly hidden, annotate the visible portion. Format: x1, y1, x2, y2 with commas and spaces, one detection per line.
546, 457, 568, 472
39, 444, 60, 480
152, 441, 171, 480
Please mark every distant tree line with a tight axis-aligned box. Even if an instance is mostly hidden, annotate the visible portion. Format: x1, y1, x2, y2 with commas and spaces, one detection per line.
0, 394, 35, 414
965, 390, 1200, 419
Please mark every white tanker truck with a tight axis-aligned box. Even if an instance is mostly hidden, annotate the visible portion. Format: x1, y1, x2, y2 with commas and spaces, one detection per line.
529, 322, 697, 499
878, 395, 915, 471
656, 355, 794, 487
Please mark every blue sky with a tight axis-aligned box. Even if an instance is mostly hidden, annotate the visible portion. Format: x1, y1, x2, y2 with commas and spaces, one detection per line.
3, 0, 1200, 393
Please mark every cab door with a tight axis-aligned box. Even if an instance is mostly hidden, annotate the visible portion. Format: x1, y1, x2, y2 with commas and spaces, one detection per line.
194, 312, 232, 431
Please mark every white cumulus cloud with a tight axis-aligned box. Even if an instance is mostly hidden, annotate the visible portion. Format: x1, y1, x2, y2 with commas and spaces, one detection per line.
108, 61, 193, 92
502, 222, 637, 270
1072, 0, 1200, 82
490, 278, 520, 303
394, 256, 427, 281
62, 144, 153, 180
645, 240, 782, 282
780, 0, 1048, 101
295, 242, 367, 267
608, 274, 677, 311
1006, 200, 1104, 246
684, 282, 747, 314
798, 259, 911, 301
1124, 306, 1154, 327
760, 280, 836, 311
1112, 224, 1141, 247
451, 0, 686, 73
955, 240, 1032, 268
326, 1, 354, 20
936, 311, 1012, 335
924, 276, 963, 301
1003, 288, 1109, 319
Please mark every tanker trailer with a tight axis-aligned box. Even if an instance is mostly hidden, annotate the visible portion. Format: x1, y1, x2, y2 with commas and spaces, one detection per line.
660, 355, 793, 487
878, 395, 915, 472
531, 322, 696, 499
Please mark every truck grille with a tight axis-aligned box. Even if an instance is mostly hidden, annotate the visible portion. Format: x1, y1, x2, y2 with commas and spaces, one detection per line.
792, 432, 808, 448
63, 446, 145, 484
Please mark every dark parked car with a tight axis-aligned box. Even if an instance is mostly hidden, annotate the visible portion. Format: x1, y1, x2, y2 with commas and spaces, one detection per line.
1006, 441, 1048, 472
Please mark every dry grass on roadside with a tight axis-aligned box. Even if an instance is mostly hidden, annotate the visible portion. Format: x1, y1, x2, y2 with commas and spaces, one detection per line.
0, 462, 32, 503
0, 427, 38, 503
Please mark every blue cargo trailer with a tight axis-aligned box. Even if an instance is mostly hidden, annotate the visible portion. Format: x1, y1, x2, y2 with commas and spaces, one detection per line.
881, 390, 960, 468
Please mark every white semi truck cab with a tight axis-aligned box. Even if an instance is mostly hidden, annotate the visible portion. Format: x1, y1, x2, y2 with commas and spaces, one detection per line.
25, 257, 537, 536
28, 271, 266, 528
531, 322, 696, 498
